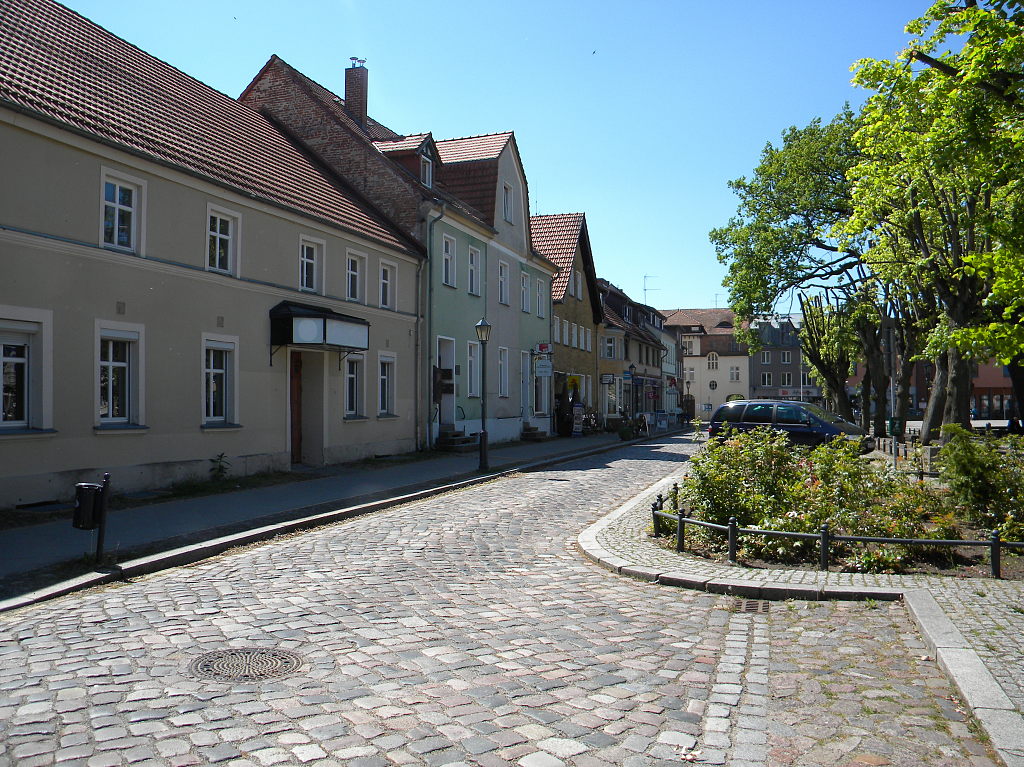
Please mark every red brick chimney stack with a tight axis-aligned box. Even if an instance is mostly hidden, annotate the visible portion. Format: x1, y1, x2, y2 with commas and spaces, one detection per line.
345, 58, 368, 127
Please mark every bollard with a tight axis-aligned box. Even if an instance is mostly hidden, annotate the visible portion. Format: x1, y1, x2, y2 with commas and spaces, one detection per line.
671, 483, 679, 511
652, 500, 661, 537
819, 523, 830, 571
990, 529, 1002, 579
656, 493, 664, 511
728, 516, 738, 563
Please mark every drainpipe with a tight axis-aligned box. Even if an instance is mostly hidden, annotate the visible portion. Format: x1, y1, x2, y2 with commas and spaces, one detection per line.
424, 203, 446, 450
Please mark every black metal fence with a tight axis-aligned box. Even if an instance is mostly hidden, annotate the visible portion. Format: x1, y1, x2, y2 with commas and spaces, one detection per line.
651, 483, 1024, 579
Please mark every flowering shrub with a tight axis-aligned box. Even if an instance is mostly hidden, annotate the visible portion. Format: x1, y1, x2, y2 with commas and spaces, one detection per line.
675, 427, 949, 571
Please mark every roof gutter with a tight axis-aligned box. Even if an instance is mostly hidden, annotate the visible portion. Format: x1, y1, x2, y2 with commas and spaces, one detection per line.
424, 202, 447, 450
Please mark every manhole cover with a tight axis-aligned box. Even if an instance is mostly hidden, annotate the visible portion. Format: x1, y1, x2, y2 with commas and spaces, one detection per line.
189, 648, 304, 681
732, 598, 769, 613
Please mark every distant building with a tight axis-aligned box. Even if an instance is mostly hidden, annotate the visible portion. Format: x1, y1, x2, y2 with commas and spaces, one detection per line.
661, 309, 748, 419
748, 316, 820, 403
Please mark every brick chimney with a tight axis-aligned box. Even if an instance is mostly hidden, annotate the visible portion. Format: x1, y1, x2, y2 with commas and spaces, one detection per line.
345, 58, 368, 127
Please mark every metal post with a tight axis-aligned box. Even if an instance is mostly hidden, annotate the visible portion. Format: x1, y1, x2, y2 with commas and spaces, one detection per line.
656, 493, 664, 511
819, 523, 830, 571
96, 472, 111, 565
651, 501, 661, 536
671, 483, 679, 511
990, 529, 1001, 579
676, 509, 685, 552
728, 516, 738, 563
479, 339, 489, 471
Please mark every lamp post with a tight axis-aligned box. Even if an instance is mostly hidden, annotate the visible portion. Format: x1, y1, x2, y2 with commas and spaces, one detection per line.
685, 378, 691, 421
475, 318, 491, 471
628, 363, 637, 419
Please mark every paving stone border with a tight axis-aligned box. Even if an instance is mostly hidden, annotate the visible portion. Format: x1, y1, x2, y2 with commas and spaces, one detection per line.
576, 471, 1024, 767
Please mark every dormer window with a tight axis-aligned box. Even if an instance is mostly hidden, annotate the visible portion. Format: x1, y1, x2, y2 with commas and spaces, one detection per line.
420, 155, 433, 188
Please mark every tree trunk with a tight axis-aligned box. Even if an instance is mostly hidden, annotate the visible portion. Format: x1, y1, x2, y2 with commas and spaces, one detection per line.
1008, 357, 1024, 421
942, 346, 974, 440
921, 354, 948, 445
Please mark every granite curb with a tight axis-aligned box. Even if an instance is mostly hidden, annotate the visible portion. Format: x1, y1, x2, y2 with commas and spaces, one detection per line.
576, 474, 1024, 767
0, 429, 680, 615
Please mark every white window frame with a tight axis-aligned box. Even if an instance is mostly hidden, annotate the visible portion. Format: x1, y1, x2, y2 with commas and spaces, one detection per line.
100, 168, 146, 254
521, 272, 531, 313
567, 272, 575, 298
299, 236, 324, 294
585, 328, 592, 352
553, 315, 561, 344
707, 352, 719, 370
468, 247, 481, 296
498, 346, 509, 397
761, 372, 772, 387
536, 279, 545, 318
346, 250, 366, 302
802, 370, 813, 387
345, 355, 364, 418
96, 320, 145, 427
571, 323, 579, 349
575, 271, 583, 301
502, 182, 514, 223
603, 336, 616, 359
1, 336, 29, 428
379, 259, 397, 310
781, 350, 792, 364
729, 365, 740, 382
563, 319, 570, 346
0, 307, 53, 431
781, 371, 793, 387
378, 354, 396, 415
498, 261, 510, 305
201, 334, 239, 426
442, 235, 457, 287
420, 155, 433, 188
761, 350, 771, 364
467, 342, 480, 397
206, 203, 240, 276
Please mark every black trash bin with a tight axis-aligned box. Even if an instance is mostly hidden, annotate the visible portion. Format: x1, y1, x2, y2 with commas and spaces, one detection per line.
73, 482, 103, 530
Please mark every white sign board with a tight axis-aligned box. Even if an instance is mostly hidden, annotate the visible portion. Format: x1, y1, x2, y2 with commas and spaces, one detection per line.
535, 359, 553, 377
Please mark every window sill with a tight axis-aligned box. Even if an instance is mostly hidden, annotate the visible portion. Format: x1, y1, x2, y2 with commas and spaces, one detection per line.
376, 413, 399, 420
94, 423, 149, 435
0, 428, 58, 440
201, 422, 243, 431
442, 282, 457, 289
343, 415, 367, 422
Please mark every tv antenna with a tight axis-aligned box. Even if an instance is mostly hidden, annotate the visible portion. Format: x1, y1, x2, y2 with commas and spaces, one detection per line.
643, 275, 660, 306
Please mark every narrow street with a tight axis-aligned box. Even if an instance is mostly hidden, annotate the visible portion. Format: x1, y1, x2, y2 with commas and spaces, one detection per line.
0, 439, 994, 766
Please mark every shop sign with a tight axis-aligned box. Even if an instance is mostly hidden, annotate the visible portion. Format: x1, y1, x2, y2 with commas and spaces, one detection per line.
535, 359, 553, 377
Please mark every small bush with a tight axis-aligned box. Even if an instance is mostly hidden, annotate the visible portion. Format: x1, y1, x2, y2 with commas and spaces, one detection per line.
939, 426, 1024, 540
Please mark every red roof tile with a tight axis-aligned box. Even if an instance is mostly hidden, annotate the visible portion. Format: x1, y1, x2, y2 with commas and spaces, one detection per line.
435, 132, 512, 164
530, 213, 584, 301
662, 308, 739, 335
373, 134, 430, 154
0, 0, 414, 254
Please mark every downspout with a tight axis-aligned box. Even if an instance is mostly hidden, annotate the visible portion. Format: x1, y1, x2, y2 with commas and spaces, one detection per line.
424, 203, 447, 450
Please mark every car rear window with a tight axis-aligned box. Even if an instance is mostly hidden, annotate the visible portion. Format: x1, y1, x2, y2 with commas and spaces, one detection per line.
777, 404, 809, 425
716, 404, 746, 423
744, 403, 775, 424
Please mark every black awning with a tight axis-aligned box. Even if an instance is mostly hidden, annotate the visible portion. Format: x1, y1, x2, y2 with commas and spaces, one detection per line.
270, 301, 369, 352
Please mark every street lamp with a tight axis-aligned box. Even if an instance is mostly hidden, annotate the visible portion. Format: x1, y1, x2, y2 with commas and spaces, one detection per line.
628, 363, 637, 418
475, 318, 491, 471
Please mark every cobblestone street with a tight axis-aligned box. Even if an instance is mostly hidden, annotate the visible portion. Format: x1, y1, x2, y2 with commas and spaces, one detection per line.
0, 438, 999, 766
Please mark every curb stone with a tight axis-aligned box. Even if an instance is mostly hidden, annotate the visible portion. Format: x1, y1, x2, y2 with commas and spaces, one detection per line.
576, 480, 1024, 767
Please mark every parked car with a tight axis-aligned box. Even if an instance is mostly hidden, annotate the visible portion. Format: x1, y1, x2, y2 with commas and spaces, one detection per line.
708, 400, 871, 450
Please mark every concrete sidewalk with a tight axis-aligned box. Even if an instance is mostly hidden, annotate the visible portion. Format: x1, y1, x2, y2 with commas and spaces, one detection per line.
0, 430, 668, 600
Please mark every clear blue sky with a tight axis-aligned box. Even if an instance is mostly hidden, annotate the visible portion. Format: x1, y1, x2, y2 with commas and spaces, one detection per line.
64, 0, 930, 312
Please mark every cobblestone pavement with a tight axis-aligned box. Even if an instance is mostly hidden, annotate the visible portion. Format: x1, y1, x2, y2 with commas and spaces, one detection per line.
0, 437, 1000, 766
594, 447, 1024, 723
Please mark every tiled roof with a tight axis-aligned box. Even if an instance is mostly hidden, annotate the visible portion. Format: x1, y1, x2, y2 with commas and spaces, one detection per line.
438, 162, 500, 225
373, 134, 430, 154
0, 0, 414, 254
662, 308, 739, 335
530, 213, 584, 301
435, 132, 512, 164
